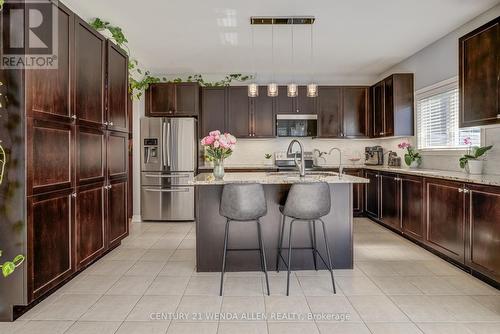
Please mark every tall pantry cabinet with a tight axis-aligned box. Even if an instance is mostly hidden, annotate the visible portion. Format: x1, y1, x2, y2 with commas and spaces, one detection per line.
0, 1, 130, 319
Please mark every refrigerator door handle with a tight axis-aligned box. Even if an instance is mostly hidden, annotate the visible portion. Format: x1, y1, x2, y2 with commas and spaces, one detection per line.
166, 121, 171, 167
162, 121, 167, 168
143, 188, 190, 193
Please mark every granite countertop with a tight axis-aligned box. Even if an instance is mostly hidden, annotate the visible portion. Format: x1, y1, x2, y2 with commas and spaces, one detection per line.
191, 172, 369, 185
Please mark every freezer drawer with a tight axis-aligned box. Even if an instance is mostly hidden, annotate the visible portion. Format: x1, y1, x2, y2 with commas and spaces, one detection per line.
141, 186, 194, 221
141, 172, 194, 187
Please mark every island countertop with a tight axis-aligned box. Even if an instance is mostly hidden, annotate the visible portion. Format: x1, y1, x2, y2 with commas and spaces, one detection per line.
190, 171, 369, 185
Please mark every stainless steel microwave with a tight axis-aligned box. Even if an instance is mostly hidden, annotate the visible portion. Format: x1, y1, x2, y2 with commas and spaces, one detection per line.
276, 114, 318, 137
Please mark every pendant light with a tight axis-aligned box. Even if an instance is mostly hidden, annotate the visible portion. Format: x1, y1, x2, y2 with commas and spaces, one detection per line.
248, 23, 259, 97
287, 24, 298, 97
307, 23, 318, 97
267, 22, 278, 97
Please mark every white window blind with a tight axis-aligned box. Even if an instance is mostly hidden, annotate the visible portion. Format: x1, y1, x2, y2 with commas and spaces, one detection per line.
416, 80, 480, 149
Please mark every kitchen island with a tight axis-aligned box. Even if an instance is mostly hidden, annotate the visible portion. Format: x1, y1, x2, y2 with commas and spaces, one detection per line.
191, 172, 369, 272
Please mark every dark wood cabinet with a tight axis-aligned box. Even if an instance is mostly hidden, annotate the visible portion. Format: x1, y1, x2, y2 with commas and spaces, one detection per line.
201, 87, 227, 137
425, 178, 465, 263
74, 17, 106, 128
27, 189, 75, 302
467, 184, 500, 282
107, 131, 129, 181
380, 172, 400, 230
371, 74, 414, 138
276, 85, 317, 114
344, 169, 364, 216
459, 17, 499, 127
76, 126, 105, 186
76, 183, 105, 269
252, 86, 276, 137
106, 41, 129, 133
145, 83, 200, 117
107, 179, 128, 248
227, 86, 251, 137
318, 87, 342, 137
400, 175, 424, 241
364, 170, 380, 218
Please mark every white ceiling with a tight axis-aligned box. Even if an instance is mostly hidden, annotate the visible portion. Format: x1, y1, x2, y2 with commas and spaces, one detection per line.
64, 0, 499, 84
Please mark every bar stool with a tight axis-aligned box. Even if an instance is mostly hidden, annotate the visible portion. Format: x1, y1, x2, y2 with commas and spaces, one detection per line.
276, 182, 336, 295
219, 183, 270, 296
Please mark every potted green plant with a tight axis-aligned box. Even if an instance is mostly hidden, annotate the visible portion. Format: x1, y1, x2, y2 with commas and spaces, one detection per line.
398, 142, 422, 168
459, 137, 493, 175
264, 153, 273, 166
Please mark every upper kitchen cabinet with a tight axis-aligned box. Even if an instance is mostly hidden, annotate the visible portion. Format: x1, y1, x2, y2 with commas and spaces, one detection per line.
371, 73, 414, 138
74, 17, 106, 128
276, 85, 317, 114
106, 41, 129, 133
227, 86, 251, 138
459, 17, 499, 127
317, 86, 368, 138
145, 82, 200, 117
251, 86, 276, 137
201, 87, 227, 137
26, 4, 73, 123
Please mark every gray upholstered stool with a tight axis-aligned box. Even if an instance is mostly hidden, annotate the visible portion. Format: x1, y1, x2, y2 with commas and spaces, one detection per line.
276, 182, 336, 295
219, 183, 270, 296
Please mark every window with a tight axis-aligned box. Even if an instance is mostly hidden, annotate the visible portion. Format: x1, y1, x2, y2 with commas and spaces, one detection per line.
416, 78, 480, 149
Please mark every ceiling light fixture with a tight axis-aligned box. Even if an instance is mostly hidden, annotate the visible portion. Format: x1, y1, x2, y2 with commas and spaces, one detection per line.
287, 24, 297, 97
267, 23, 278, 97
248, 23, 259, 97
307, 22, 318, 97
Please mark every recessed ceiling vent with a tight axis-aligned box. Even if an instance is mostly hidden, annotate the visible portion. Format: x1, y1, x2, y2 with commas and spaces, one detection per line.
250, 16, 315, 25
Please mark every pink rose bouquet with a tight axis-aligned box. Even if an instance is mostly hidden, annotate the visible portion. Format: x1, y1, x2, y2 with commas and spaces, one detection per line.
200, 130, 237, 162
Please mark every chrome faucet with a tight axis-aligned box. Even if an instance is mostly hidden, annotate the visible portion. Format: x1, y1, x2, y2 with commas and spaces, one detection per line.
287, 139, 306, 177
328, 147, 343, 177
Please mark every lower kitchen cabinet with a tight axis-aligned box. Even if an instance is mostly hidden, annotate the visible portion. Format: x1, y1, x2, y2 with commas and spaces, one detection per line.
364, 170, 380, 218
425, 178, 465, 263
400, 175, 424, 240
27, 189, 75, 302
107, 179, 128, 248
76, 183, 105, 269
467, 184, 500, 282
380, 172, 400, 230
344, 169, 364, 216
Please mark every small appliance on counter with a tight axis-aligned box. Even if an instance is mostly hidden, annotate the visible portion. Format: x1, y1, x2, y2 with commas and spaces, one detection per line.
387, 151, 402, 167
364, 146, 384, 165
274, 150, 315, 169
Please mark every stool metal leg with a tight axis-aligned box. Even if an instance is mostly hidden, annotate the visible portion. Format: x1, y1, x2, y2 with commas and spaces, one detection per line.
276, 214, 286, 272
319, 219, 336, 294
286, 219, 295, 296
220, 219, 230, 296
257, 219, 270, 296
309, 221, 318, 271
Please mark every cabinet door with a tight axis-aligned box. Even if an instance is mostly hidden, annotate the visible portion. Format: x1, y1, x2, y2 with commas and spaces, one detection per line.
201, 87, 226, 137
227, 86, 251, 137
425, 178, 465, 263
401, 175, 424, 240
107, 131, 128, 180
364, 170, 380, 218
27, 119, 74, 195
383, 77, 394, 136
74, 17, 105, 128
28, 189, 74, 302
380, 173, 400, 230
317, 86, 342, 137
372, 82, 384, 137
459, 17, 499, 127
345, 169, 363, 216
296, 86, 317, 114
26, 4, 73, 123
77, 126, 105, 186
276, 86, 294, 114
252, 86, 275, 137
467, 184, 500, 282
106, 41, 129, 132
175, 83, 199, 116
343, 87, 368, 137
76, 183, 105, 269
146, 83, 176, 116
107, 179, 128, 247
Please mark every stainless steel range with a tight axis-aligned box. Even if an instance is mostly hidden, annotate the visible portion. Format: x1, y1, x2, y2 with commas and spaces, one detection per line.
140, 117, 197, 221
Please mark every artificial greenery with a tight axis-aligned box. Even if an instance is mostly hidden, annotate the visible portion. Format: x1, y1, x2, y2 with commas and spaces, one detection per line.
264, 153, 272, 159
0, 251, 24, 278
0, 0, 4, 11
459, 145, 493, 169
0, 143, 5, 185
89, 18, 252, 99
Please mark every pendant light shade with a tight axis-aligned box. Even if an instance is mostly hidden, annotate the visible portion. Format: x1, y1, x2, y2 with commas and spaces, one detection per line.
287, 83, 298, 97
307, 83, 318, 97
267, 83, 278, 97
308, 22, 318, 98
248, 83, 259, 97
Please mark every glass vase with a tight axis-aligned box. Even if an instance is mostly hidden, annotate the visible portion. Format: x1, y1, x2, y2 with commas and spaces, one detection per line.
213, 159, 225, 180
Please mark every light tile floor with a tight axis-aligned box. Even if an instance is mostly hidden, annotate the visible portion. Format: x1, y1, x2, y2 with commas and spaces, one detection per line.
2, 218, 499, 334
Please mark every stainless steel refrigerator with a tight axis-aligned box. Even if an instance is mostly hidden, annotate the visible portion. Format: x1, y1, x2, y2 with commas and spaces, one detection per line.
140, 117, 197, 221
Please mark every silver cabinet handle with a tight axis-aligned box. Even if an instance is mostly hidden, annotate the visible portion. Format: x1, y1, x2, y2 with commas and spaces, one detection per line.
458, 188, 464, 193
463, 188, 470, 194
144, 174, 191, 178
103, 121, 109, 126
109, 121, 114, 126
497, 114, 500, 119
71, 115, 77, 120
143, 188, 190, 193
71, 193, 77, 198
